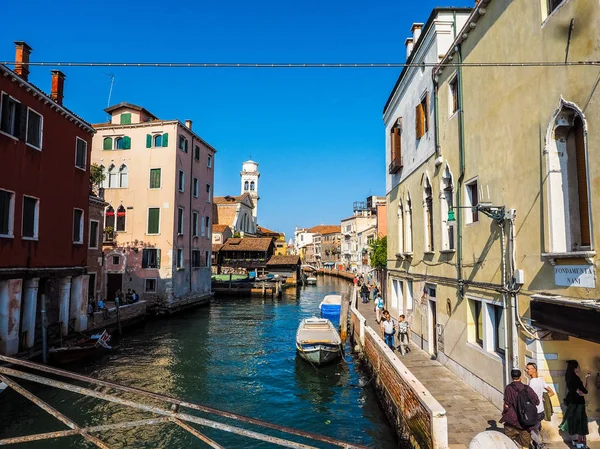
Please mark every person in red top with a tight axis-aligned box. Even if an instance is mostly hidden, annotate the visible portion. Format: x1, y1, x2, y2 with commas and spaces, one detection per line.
500, 369, 540, 449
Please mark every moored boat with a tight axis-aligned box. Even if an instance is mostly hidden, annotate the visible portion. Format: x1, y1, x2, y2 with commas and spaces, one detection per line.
319, 294, 342, 325
49, 330, 112, 364
306, 276, 317, 285
296, 318, 342, 366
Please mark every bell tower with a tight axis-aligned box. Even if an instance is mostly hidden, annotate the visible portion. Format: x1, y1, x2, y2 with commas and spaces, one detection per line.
240, 159, 260, 220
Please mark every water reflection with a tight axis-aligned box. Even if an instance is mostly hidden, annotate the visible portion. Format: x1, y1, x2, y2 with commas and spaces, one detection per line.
0, 277, 398, 449
294, 356, 350, 413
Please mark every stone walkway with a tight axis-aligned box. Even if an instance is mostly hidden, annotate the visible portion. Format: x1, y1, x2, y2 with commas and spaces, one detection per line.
356, 299, 600, 449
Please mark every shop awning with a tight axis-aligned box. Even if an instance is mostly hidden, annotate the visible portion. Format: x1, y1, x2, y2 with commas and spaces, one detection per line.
530, 294, 600, 344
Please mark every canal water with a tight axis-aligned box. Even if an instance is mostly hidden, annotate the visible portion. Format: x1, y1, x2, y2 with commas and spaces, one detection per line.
0, 277, 399, 448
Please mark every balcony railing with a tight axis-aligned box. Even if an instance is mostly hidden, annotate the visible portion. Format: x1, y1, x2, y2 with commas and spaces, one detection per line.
388, 156, 403, 174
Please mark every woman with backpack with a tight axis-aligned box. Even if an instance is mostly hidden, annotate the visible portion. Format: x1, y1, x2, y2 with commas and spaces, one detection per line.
559, 360, 591, 449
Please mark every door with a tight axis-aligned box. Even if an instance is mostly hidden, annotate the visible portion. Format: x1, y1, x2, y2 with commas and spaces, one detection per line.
107, 273, 122, 304
429, 299, 438, 357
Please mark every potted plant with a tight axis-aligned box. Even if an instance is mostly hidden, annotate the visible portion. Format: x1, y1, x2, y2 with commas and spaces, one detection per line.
105, 226, 114, 241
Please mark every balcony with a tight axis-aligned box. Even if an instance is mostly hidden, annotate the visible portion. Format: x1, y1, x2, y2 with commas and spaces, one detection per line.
388, 156, 403, 174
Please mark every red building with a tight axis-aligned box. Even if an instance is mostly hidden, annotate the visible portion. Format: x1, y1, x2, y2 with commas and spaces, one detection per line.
0, 42, 95, 355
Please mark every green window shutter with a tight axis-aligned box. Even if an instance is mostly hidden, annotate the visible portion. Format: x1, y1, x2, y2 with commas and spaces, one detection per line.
148, 208, 160, 234
150, 169, 161, 188
146, 134, 152, 148
120, 113, 131, 125
162, 133, 169, 147
156, 249, 161, 268
123, 136, 131, 149
103, 137, 113, 150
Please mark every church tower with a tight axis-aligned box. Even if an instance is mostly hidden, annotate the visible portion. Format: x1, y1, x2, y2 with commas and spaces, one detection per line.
240, 159, 260, 220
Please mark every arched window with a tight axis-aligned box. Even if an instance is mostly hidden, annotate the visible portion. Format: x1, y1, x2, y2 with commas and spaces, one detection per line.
115, 137, 124, 150
397, 201, 404, 254
405, 194, 413, 253
119, 164, 128, 188
100, 165, 109, 189
546, 101, 592, 252
108, 164, 117, 188
244, 181, 249, 191
440, 166, 455, 251
105, 205, 115, 230
154, 134, 162, 148
250, 181, 255, 191
424, 177, 434, 252
116, 205, 126, 232
103, 137, 113, 151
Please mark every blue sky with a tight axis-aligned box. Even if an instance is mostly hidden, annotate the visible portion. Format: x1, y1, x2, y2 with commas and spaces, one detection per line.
2, 0, 473, 240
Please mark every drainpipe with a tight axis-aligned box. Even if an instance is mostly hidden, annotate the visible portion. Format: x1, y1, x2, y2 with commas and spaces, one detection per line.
189, 132, 195, 294
456, 44, 465, 298
434, 80, 441, 158
500, 222, 511, 385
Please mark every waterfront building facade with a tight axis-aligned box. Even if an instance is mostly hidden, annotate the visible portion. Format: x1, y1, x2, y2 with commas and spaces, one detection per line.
341, 198, 384, 272
0, 42, 95, 355
91, 103, 216, 311
384, 7, 471, 354
88, 194, 108, 306
386, 0, 600, 440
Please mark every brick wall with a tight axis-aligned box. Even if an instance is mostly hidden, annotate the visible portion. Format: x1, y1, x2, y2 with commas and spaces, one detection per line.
350, 296, 447, 449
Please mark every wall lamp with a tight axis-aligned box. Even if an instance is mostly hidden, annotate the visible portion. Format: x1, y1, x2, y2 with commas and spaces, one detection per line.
448, 202, 506, 224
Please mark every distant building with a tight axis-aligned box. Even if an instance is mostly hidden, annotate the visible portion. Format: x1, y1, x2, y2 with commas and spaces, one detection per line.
266, 255, 301, 284
212, 194, 257, 235
0, 42, 95, 355
212, 224, 232, 245
90, 102, 216, 312
342, 197, 386, 273
257, 226, 286, 255
218, 238, 275, 275
240, 159, 260, 221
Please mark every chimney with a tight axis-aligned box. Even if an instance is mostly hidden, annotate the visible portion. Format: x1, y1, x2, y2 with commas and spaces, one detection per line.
14, 41, 33, 81
50, 70, 66, 105
185, 119, 193, 130
405, 38, 414, 59
411, 23, 424, 44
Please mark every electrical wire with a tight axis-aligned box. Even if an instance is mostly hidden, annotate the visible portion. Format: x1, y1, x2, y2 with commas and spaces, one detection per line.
3, 61, 600, 69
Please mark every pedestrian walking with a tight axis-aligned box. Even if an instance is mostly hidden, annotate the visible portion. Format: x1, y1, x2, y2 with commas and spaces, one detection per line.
559, 360, 590, 449
526, 362, 555, 449
380, 310, 396, 350
360, 283, 369, 303
374, 293, 384, 323
396, 314, 411, 356
500, 369, 540, 449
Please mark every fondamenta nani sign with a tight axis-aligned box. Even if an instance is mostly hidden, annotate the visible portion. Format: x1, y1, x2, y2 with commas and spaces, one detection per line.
554, 265, 596, 289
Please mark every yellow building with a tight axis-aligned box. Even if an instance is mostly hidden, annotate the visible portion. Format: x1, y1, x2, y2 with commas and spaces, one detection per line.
385, 0, 600, 440
257, 226, 287, 256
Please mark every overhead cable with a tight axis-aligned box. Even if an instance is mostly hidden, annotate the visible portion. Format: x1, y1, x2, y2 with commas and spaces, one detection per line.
2, 61, 600, 68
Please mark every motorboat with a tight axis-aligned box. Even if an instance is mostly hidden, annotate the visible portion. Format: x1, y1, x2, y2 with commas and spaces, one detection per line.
296, 317, 342, 366
319, 294, 342, 325
49, 330, 112, 364
306, 276, 317, 285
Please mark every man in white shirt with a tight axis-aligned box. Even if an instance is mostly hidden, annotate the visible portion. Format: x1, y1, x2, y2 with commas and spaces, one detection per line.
526, 362, 555, 449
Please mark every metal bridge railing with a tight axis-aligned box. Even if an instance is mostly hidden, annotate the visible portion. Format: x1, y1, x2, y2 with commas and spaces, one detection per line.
0, 355, 368, 449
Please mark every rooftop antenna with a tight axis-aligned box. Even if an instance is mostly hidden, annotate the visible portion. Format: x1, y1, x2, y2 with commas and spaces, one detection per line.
106, 73, 115, 121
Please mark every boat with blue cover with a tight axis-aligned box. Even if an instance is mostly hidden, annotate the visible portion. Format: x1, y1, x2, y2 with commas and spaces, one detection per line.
319, 294, 342, 326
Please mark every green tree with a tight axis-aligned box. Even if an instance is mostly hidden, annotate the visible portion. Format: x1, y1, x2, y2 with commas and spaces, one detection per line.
368, 236, 387, 270
90, 163, 105, 194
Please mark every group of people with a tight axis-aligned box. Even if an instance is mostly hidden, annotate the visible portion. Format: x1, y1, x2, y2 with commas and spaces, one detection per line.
87, 288, 140, 323
501, 360, 590, 449
379, 310, 411, 356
